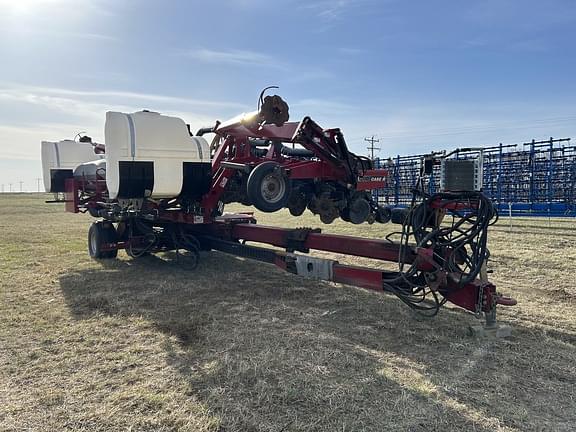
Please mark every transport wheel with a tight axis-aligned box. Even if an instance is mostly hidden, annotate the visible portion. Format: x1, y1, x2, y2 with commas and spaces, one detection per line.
88, 221, 118, 259
246, 162, 292, 213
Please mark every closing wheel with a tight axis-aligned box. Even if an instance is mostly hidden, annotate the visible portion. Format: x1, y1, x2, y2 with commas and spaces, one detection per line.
320, 211, 338, 224
287, 191, 308, 217
347, 198, 370, 224
375, 205, 392, 224
314, 196, 339, 224
88, 221, 118, 259
246, 161, 292, 212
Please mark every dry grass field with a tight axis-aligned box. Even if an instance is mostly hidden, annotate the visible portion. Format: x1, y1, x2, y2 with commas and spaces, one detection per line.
1, 193, 576, 431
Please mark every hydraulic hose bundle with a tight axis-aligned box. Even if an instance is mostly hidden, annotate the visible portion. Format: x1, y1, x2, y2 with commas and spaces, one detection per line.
386, 188, 498, 316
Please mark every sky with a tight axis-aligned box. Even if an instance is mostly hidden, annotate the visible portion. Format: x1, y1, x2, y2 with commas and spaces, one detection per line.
0, 0, 575, 191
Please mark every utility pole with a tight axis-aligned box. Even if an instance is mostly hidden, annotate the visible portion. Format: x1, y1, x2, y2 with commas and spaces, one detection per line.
9, 183, 13, 193
19, 181, 24, 192
1, 184, 4, 193
35, 177, 42, 193
364, 135, 381, 160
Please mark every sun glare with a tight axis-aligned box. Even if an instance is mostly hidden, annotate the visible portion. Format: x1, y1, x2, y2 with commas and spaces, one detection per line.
0, 0, 67, 15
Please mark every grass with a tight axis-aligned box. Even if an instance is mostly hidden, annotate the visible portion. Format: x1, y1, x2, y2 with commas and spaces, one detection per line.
1, 193, 575, 431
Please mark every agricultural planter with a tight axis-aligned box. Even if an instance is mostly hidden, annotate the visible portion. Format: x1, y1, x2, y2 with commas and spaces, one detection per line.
42, 92, 515, 332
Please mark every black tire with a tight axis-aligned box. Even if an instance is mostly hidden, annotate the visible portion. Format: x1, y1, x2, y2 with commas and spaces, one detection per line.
320, 212, 337, 224
287, 191, 308, 217
340, 208, 351, 222
375, 205, 392, 224
88, 222, 118, 259
347, 198, 370, 224
246, 162, 292, 213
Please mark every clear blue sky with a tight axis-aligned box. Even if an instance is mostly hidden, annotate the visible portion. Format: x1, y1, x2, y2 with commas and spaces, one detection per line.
1, 0, 575, 191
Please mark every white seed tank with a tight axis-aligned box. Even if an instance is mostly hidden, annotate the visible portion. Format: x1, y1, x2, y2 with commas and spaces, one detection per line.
105, 110, 211, 200
41, 140, 104, 192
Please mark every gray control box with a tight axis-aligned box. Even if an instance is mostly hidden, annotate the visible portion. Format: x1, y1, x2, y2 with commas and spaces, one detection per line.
440, 158, 483, 192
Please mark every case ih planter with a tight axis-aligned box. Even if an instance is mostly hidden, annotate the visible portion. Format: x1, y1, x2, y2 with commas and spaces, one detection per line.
42, 92, 515, 331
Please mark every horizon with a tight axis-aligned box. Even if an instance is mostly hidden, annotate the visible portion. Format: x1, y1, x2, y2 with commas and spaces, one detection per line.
1, 0, 575, 191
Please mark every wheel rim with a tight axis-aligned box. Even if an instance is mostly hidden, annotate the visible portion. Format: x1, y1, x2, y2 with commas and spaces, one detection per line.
260, 173, 286, 204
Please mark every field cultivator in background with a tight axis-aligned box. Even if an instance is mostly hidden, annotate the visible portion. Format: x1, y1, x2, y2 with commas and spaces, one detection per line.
375, 137, 576, 217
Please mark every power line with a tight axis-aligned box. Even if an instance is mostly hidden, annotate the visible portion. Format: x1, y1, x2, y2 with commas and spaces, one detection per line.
352, 115, 576, 143
364, 135, 380, 160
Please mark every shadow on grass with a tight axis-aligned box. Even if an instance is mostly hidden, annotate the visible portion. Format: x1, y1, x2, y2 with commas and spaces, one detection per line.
59, 252, 575, 431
